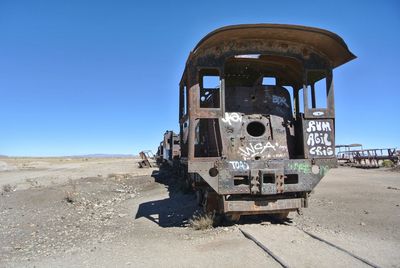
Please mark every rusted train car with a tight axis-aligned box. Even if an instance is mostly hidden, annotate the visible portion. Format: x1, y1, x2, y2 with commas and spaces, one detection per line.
157, 130, 181, 166
161, 24, 355, 220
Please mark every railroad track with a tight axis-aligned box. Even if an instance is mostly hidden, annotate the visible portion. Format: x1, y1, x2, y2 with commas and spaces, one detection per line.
239, 224, 382, 268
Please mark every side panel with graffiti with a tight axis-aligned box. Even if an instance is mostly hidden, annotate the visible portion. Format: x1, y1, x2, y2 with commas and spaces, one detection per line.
220, 112, 291, 161
303, 119, 335, 158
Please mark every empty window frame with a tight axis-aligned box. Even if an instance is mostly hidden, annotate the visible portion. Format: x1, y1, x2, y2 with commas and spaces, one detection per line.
199, 69, 221, 108
297, 87, 305, 114
194, 119, 222, 157
262, 76, 276, 86
179, 84, 188, 118
180, 119, 189, 158
306, 70, 330, 109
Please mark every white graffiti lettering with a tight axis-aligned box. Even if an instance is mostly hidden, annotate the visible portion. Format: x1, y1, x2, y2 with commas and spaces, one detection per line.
309, 146, 334, 156
272, 95, 289, 108
306, 133, 332, 147
222, 112, 241, 126
239, 142, 287, 159
312, 111, 324, 116
229, 161, 249, 170
306, 121, 331, 132
306, 120, 334, 156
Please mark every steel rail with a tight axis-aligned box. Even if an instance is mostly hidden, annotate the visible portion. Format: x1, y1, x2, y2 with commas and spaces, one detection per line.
299, 228, 382, 268
239, 227, 290, 268
239, 225, 382, 268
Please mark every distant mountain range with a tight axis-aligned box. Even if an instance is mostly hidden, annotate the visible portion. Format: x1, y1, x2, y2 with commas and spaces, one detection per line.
0, 154, 137, 158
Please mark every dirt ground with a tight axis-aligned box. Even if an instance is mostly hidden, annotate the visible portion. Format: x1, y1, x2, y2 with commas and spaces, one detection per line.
0, 157, 399, 268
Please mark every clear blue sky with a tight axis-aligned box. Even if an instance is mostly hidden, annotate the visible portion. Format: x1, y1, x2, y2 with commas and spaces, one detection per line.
1, 0, 399, 156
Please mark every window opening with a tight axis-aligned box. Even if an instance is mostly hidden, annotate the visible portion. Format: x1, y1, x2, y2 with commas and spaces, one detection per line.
183, 85, 187, 115
262, 77, 276, 85
194, 119, 222, 157
307, 70, 328, 109
314, 78, 327, 108
200, 72, 220, 108
298, 87, 304, 113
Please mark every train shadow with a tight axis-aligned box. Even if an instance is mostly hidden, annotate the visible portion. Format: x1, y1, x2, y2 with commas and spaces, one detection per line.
134, 168, 199, 228
235, 214, 294, 226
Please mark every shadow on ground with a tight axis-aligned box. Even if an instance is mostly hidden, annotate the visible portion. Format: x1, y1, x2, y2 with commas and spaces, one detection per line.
135, 168, 199, 228
238, 214, 293, 225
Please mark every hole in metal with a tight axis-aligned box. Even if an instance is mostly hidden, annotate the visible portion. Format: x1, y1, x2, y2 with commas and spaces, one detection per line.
234, 176, 249, 186
285, 174, 298, 184
246, 121, 266, 137
262, 174, 274, 184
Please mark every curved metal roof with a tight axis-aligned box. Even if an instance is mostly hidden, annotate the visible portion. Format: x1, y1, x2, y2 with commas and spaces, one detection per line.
192, 24, 356, 68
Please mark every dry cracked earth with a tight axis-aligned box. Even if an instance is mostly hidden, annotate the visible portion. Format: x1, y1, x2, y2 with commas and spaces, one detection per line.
0, 157, 399, 267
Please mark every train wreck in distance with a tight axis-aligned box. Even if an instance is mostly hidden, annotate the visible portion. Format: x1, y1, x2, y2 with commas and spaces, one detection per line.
336, 144, 399, 168
155, 24, 356, 221
155, 131, 181, 166
138, 150, 156, 168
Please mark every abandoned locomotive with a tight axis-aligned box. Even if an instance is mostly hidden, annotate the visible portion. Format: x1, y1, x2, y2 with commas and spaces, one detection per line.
158, 24, 355, 220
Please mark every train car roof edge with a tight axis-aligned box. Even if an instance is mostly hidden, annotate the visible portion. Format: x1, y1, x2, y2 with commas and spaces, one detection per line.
187, 23, 356, 70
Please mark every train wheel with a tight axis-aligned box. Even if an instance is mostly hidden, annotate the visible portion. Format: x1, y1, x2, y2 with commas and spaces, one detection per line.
224, 213, 241, 223
204, 190, 220, 214
196, 189, 205, 207
181, 168, 193, 193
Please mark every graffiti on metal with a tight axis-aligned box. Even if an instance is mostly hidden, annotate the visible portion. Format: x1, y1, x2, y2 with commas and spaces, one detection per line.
319, 165, 329, 176
272, 95, 289, 108
306, 120, 334, 156
222, 112, 241, 126
312, 111, 324, 116
288, 162, 311, 174
239, 142, 287, 160
228, 161, 249, 170
289, 162, 330, 176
